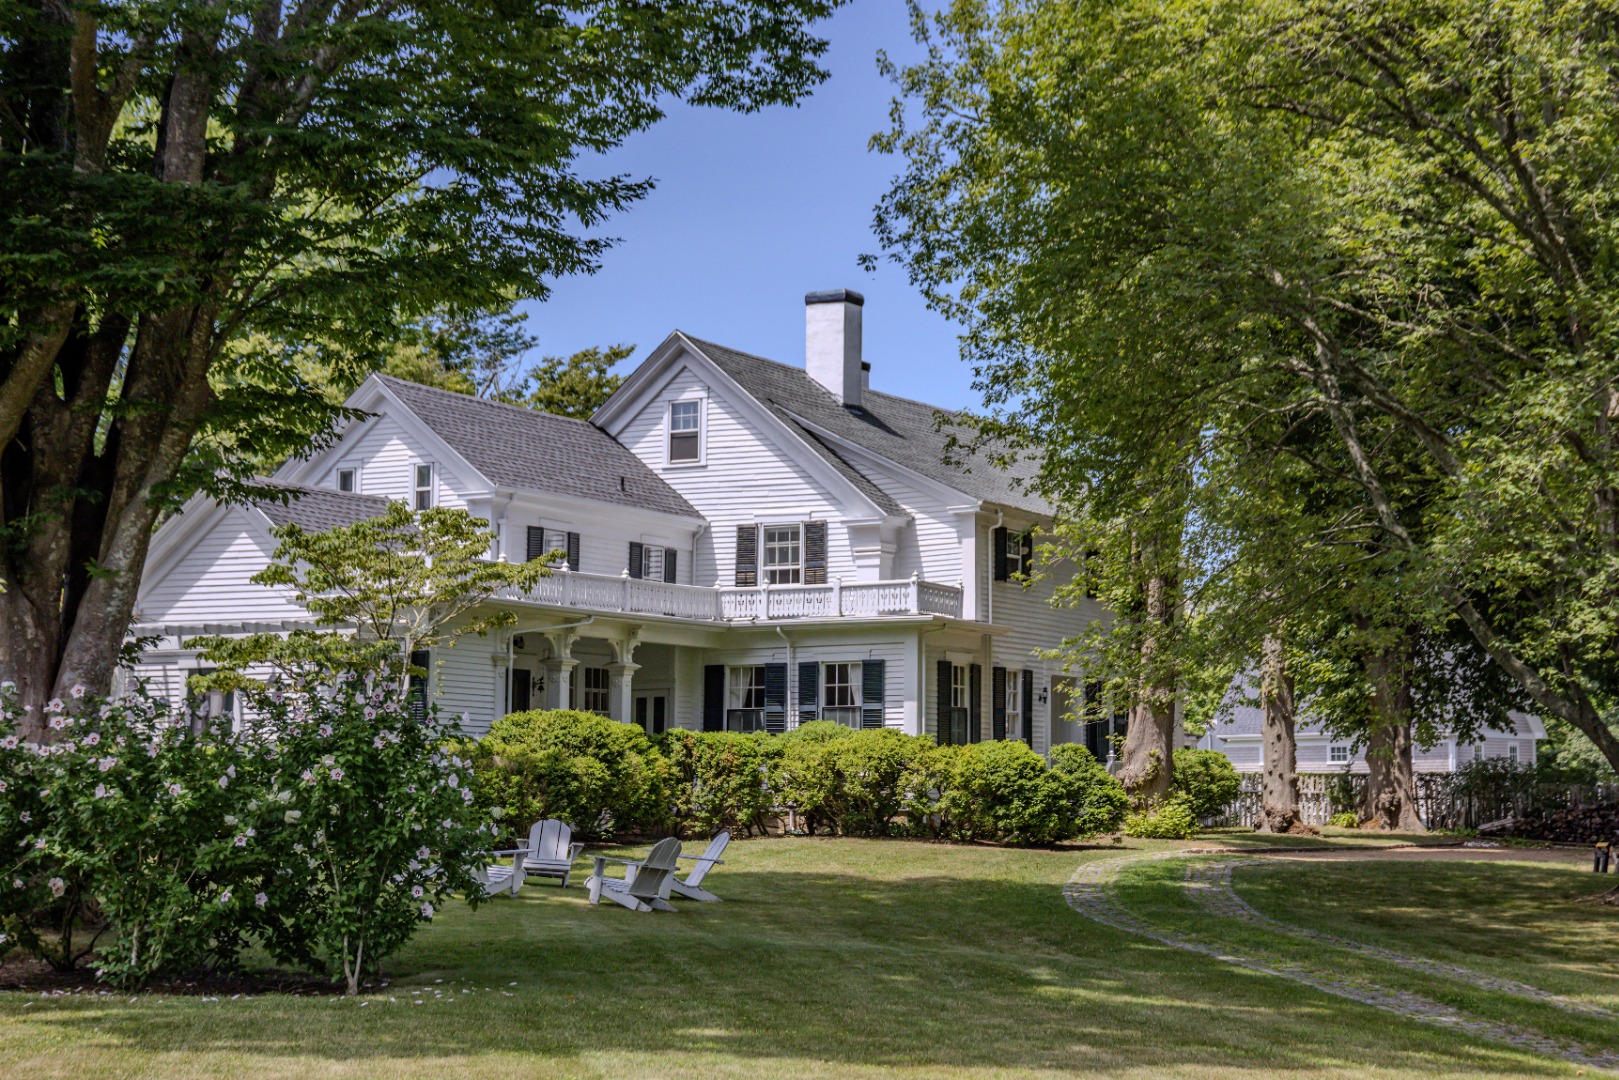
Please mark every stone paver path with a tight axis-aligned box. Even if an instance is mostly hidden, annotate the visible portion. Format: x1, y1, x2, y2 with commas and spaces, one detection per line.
1063, 850, 1619, 1073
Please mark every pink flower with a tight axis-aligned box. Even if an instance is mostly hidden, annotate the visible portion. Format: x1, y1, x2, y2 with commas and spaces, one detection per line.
166, 783, 182, 797
18, 811, 30, 824
97, 756, 116, 772
318, 724, 332, 738
364, 707, 376, 720
33, 839, 45, 850
94, 784, 108, 799
48, 877, 65, 898
47, 716, 66, 730
446, 774, 459, 789
411, 885, 424, 898
416, 846, 430, 859
234, 834, 248, 847
219, 890, 232, 904
301, 769, 316, 784
70, 685, 85, 699
84, 732, 100, 746
419, 903, 434, 919
254, 892, 268, 908
329, 768, 344, 781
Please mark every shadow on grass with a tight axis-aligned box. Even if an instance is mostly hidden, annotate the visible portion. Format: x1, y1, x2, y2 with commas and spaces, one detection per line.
2, 847, 1578, 1077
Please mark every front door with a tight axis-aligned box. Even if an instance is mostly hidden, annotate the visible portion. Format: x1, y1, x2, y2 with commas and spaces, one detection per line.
633, 694, 667, 735
508, 666, 533, 715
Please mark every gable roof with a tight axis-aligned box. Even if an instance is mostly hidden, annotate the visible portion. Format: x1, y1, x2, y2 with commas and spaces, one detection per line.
680, 337, 1050, 516
255, 483, 392, 532
374, 376, 699, 518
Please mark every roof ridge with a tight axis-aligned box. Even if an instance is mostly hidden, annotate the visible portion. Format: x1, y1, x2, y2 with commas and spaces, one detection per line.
374, 373, 606, 431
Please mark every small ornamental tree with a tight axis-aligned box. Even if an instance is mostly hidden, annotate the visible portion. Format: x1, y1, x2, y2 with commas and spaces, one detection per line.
247, 665, 489, 995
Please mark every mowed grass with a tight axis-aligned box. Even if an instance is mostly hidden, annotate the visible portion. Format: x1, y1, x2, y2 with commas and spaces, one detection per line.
0, 835, 1604, 1079
1233, 857, 1619, 1010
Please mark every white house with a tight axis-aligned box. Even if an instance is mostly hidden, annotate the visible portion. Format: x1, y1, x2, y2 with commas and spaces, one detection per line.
131, 290, 1120, 749
1196, 696, 1545, 774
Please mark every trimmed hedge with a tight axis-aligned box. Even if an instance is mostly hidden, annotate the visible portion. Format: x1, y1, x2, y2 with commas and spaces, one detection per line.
1171, 748, 1242, 821
469, 711, 1129, 846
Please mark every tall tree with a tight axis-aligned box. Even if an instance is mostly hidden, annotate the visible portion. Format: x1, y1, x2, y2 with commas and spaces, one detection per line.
0, 0, 840, 732
492, 343, 632, 419
874, 0, 1619, 774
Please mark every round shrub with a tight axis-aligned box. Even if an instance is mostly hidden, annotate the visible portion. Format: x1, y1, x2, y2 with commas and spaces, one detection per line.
658, 730, 783, 836
817, 729, 920, 836
942, 740, 1080, 843
1122, 794, 1199, 839
1047, 744, 1130, 837
468, 709, 668, 840
1327, 811, 1359, 829
1171, 748, 1242, 821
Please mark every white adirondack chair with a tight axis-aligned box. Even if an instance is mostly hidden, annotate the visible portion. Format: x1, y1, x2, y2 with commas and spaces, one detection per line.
518, 819, 586, 888
469, 848, 528, 897
586, 837, 682, 912
670, 830, 730, 902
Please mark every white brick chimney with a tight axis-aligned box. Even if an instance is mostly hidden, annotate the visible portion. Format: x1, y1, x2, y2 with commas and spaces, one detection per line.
805, 289, 864, 408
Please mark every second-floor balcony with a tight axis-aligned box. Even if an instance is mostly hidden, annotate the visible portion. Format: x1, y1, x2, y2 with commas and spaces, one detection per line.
501, 567, 964, 622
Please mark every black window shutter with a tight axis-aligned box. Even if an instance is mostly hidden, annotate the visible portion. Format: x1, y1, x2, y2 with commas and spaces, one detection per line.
803, 520, 828, 584
763, 662, 788, 733
703, 665, 725, 731
1020, 529, 1035, 574
798, 661, 819, 726
936, 658, 953, 745
993, 526, 1009, 581
526, 526, 546, 562
991, 666, 1007, 740
861, 660, 885, 729
735, 524, 758, 587
663, 549, 677, 584
1021, 669, 1035, 745
628, 541, 644, 579
969, 663, 983, 743
566, 531, 580, 571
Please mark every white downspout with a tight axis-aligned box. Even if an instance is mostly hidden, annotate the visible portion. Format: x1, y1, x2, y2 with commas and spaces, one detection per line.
775, 626, 795, 728
988, 508, 1004, 626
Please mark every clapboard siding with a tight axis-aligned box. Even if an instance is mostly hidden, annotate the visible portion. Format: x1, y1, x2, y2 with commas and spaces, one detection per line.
136, 510, 304, 623
429, 637, 499, 737
316, 414, 471, 509
618, 363, 858, 586
867, 465, 964, 585
1217, 731, 1537, 774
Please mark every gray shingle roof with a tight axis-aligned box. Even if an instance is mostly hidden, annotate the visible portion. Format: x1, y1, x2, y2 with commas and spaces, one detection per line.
255, 483, 392, 532
375, 376, 699, 518
683, 337, 1050, 516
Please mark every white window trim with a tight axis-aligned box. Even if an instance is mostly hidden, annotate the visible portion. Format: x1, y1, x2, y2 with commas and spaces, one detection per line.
822, 661, 863, 714
335, 465, 360, 493
1329, 744, 1350, 764
666, 397, 707, 467
761, 522, 803, 585
413, 462, 436, 510
580, 666, 610, 715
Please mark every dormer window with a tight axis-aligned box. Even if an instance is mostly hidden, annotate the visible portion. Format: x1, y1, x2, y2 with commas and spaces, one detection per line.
413, 463, 435, 510
335, 467, 357, 493
668, 400, 703, 464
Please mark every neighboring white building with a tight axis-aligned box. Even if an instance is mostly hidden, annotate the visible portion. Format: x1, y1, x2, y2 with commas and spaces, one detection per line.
132, 290, 1117, 747
1196, 697, 1545, 774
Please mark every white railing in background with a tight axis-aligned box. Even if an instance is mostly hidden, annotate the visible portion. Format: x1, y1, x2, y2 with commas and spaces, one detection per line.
501, 568, 962, 622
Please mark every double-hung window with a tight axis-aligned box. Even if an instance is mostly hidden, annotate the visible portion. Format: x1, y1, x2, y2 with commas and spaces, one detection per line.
1508, 743, 1520, 764
949, 663, 970, 744
762, 524, 802, 584
668, 400, 702, 463
822, 662, 862, 727
1329, 744, 1350, 764
1005, 669, 1021, 721
413, 463, 435, 510
580, 667, 610, 714
727, 666, 767, 732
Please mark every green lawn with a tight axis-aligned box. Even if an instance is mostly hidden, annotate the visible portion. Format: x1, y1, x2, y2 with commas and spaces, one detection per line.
0, 836, 1609, 1078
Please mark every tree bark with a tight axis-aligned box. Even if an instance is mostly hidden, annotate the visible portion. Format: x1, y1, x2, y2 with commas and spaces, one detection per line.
1359, 648, 1426, 832
1257, 632, 1305, 833
1116, 569, 1178, 805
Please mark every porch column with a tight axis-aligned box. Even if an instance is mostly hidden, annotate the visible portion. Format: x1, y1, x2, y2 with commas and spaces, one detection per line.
544, 659, 577, 710
608, 663, 640, 724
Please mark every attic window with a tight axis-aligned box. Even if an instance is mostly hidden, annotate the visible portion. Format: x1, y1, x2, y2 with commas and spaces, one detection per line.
668, 400, 703, 464
413, 463, 435, 510
336, 468, 357, 493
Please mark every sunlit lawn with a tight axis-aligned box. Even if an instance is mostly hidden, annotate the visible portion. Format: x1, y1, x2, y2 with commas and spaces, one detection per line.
0, 835, 1608, 1078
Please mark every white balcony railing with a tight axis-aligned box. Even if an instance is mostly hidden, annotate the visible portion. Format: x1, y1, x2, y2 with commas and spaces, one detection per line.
503, 568, 962, 622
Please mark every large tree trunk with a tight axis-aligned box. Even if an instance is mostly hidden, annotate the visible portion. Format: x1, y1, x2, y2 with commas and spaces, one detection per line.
1257, 633, 1305, 833
1116, 569, 1178, 804
1359, 649, 1426, 832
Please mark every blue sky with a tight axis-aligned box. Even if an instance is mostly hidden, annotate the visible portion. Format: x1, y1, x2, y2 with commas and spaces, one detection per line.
515, 1, 975, 410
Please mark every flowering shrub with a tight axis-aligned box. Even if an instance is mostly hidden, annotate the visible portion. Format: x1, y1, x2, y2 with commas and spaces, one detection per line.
240, 666, 489, 995
0, 667, 488, 995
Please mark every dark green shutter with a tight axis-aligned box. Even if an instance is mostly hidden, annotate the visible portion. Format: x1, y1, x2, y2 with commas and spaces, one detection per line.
628, 541, 643, 578
735, 524, 758, 587
993, 526, 1009, 581
526, 526, 546, 562
936, 658, 952, 745
763, 663, 787, 733
566, 532, 580, 571
803, 520, 828, 584
703, 665, 725, 731
663, 549, 677, 583
861, 660, 885, 729
1021, 669, 1035, 745
798, 662, 819, 726
991, 666, 1007, 740
969, 663, 983, 743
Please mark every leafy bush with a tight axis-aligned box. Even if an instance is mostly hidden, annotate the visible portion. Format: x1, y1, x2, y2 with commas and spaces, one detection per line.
658, 730, 783, 836
1171, 748, 1242, 821
815, 729, 920, 837
1048, 744, 1131, 836
243, 667, 488, 994
467, 709, 669, 840
1327, 811, 1359, 829
1122, 795, 1198, 839
905, 741, 1128, 845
